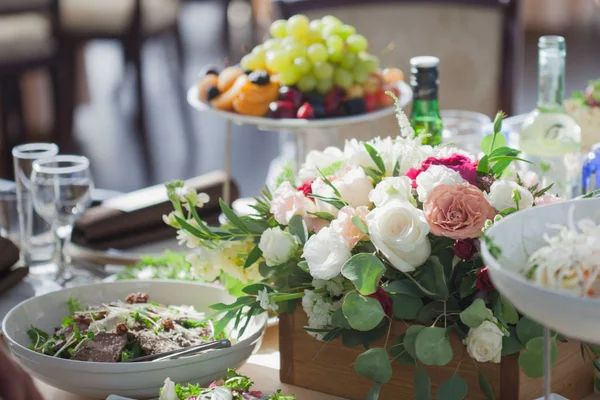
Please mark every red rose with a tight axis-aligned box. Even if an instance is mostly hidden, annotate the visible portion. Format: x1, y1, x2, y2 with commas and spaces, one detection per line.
421, 154, 478, 185
368, 287, 393, 318
297, 179, 315, 197
476, 266, 495, 292
453, 239, 478, 260
405, 168, 422, 188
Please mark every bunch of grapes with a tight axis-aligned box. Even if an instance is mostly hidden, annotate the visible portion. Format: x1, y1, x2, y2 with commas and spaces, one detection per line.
240, 15, 380, 94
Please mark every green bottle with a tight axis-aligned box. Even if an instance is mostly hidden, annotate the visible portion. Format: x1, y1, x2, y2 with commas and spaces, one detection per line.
409, 56, 443, 146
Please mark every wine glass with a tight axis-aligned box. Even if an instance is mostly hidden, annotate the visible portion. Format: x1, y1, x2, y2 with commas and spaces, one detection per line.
30, 155, 94, 286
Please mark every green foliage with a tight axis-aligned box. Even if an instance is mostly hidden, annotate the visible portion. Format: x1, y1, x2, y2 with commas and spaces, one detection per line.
437, 375, 467, 400
355, 348, 393, 384
244, 245, 263, 268
288, 215, 307, 244
342, 291, 386, 331
418, 257, 449, 300
364, 143, 386, 175
414, 365, 431, 400
459, 299, 489, 328
341, 254, 386, 295
392, 294, 423, 320
366, 384, 382, 400
478, 371, 495, 400
501, 299, 519, 325
390, 333, 415, 365
415, 327, 454, 366
384, 279, 422, 297
404, 325, 425, 359
67, 298, 83, 315
516, 317, 544, 345
116, 251, 195, 281
502, 326, 524, 356
518, 337, 558, 378
351, 216, 369, 234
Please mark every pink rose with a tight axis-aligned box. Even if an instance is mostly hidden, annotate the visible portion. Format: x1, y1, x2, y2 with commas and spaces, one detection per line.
421, 154, 478, 185
424, 183, 496, 240
534, 193, 564, 207
330, 205, 370, 249
270, 182, 323, 230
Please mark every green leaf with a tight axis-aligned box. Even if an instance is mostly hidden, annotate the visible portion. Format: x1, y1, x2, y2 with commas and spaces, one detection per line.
331, 307, 352, 329
244, 244, 263, 268
342, 254, 387, 296
320, 160, 345, 176
393, 160, 401, 177
490, 159, 513, 177
502, 326, 523, 356
393, 294, 423, 320
364, 142, 386, 175
316, 169, 344, 199
516, 317, 544, 345
595, 376, 600, 393
459, 274, 477, 299
437, 375, 467, 400
384, 280, 423, 297
309, 194, 346, 210
401, 271, 439, 298
288, 214, 307, 244
418, 301, 444, 324
342, 291, 386, 331
355, 348, 393, 384
481, 132, 506, 154
415, 327, 454, 366
351, 216, 369, 235
501, 298, 519, 325
488, 146, 520, 159
478, 371, 495, 400
477, 155, 489, 173
414, 365, 431, 400
297, 260, 309, 273
404, 325, 425, 359
459, 299, 489, 328
518, 337, 558, 378
366, 383, 382, 400
241, 283, 273, 295
361, 165, 383, 184
219, 199, 250, 233
419, 257, 449, 300
390, 333, 415, 365
307, 211, 336, 222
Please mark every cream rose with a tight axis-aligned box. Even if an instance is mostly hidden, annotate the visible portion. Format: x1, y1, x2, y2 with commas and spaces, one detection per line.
369, 176, 415, 207
486, 180, 534, 211
415, 165, 466, 202
270, 181, 317, 225
298, 147, 345, 181
330, 205, 370, 249
311, 167, 374, 216
366, 200, 431, 272
303, 227, 352, 280
259, 227, 298, 266
464, 319, 504, 363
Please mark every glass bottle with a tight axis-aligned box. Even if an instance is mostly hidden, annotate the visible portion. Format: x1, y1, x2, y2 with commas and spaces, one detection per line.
410, 56, 443, 146
519, 36, 582, 199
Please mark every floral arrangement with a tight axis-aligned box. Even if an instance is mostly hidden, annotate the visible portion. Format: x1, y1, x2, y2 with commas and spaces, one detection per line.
164, 104, 576, 399
566, 77, 600, 150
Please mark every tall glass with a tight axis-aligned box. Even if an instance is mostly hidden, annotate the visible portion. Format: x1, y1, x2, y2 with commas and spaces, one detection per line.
12, 143, 59, 269
31, 155, 94, 286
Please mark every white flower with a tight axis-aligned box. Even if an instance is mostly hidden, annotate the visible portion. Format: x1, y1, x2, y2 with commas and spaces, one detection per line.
176, 219, 203, 248
259, 227, 298, 266
329, 205, 370, 249
518, 170, 540, 189
270, 181, 317, 225
298, 147, 346, 182
415, 165, 465, 202
311, 167, 373, 217
257, 288, 278, 312
369, 176, 415, 207
312, 275, 345, 297
301, 289, 340, 340
343, 138, 375, 170
464, 318, 504, 363
187, 249, 220, 282
433, 146, 477, 162
162, 211, 183, 228
367, 200, 431, 272
159, 378, 178, 400
394, 105, 415, 139
177, 187, 210, 210
303, 227, 351, 280
218, 240, 262, 284
486, 180, 534, 211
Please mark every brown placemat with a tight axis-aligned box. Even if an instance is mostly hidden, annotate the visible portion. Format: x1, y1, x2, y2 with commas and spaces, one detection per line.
0, 266, 28, 295
0, 238, 19, 275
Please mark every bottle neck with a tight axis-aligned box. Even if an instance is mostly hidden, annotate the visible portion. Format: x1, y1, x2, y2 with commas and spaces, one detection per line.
537, 47, 566, 112
412, 98, 440, 116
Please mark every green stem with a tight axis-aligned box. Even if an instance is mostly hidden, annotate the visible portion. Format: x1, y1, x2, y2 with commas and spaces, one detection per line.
272, 292, 305, 302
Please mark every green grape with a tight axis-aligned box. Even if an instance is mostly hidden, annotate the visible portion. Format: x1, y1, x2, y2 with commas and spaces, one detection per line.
339, 24, 356, 39
321, 15, 342, 28
313, 61, 334, 80
293, 56, 312, 75
265, 50, 291, 73
316, 78, 333, 94
285, 43, 307, 60
307, 43, 328, 63
308, 19, 323, 32
340, 52, 356, 69
287, 15, 309, 41
240, 53, 265, 71
263, 38, 281, 50
321, 24, 342, 40
326, 35, 344, 53
334, 68, 353, 89
297, 75, 317, 92
307, 28, 322, 44
327, 48, 343, 63
270, 19, 288, 39
252, 45, 267, 63
360, 53, 379, 73
278, 64, 301, 86
346, 34, 368, 53
352, 63, 369, 84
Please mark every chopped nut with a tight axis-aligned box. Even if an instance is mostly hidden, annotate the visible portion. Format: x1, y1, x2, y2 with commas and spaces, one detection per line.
116, 322, 129, 335
125, 292, 150, 304
161, 318, 175, 332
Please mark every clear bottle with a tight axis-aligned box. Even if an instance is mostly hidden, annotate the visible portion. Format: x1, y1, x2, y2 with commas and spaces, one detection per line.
519, 36, 582, 199
409, 56, 443, 146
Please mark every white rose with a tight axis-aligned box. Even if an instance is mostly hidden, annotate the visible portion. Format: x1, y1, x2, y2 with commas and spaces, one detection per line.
464, 320, 504, 363
311, 167, 374, 216
369, 176, 415, 207
518, 170, 540, 189
303, 227, 351, 280
270, 181, 317, 225
344, 138, 374, 169
298, 146, 345, 182
415, 165, 466, 202
366, 200, 431, 272
258, 227, 298, 266
486, 179, 534, 211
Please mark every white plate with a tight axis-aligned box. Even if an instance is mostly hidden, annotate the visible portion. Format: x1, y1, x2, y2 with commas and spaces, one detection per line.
480, 198, 600, 344
66, 238, 181, 266
187, 81, 412, 131
2, 280, 267, 399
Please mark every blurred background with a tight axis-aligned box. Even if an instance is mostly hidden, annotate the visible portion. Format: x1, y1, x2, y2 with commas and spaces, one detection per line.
1, 0, 599, 196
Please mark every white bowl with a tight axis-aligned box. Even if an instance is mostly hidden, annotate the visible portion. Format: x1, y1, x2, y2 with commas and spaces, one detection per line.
2, 280, 267, 399
480, 198, 600, 344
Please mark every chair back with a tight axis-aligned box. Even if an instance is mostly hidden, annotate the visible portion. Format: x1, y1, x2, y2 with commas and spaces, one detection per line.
0, 0, 55, 14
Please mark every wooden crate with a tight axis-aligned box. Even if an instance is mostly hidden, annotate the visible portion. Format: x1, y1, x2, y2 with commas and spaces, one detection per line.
279, 306, 594, 400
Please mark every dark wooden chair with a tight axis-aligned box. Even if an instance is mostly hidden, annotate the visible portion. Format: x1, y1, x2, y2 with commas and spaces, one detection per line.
59, 0, 197, 182
0, 0, 71, 179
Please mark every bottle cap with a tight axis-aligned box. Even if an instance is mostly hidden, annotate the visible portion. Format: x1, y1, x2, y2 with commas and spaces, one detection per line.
410, 56, 440, 69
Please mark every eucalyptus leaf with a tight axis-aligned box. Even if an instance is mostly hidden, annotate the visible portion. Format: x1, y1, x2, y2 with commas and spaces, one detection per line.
393, 294, 424, 320
518, 337, 558, 378
516, 317, 544, 345
459, 299, 489, 328
419, 257, 449, 300
404, 325, 425, 359
501, 298, 519, 325
478, 371, 495, 400
355, 348, 393, 384
415, 327, 454, 366
352, 216, 369, 235
501, 326, 523, 356
414, 365, 431, 400
384, 280, 423, 297
342, 254, 387, 296
366, 383, 382, 400
343, 291, 386, 331
437, 375, 467, 400
418, 301, 445, 324
288, 214, 307, 244
390, 333, 415, 365
331, 307, 352, 329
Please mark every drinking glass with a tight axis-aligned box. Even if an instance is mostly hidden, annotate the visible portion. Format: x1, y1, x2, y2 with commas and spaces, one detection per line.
441, 110, 492, 154
30, 156, 94, 285
12, 143, 59, 268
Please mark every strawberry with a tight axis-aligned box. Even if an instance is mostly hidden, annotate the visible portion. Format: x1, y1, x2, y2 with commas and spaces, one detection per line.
297, 102, 315, 119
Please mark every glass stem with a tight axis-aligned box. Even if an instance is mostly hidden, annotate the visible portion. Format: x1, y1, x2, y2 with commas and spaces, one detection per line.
53, 224, 73, 282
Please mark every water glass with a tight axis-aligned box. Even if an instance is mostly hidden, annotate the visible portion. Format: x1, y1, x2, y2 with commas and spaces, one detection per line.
441, 110, 492, 154
12, 143, 59, 267
0, 180, 19, 243
31, 155, 94, 285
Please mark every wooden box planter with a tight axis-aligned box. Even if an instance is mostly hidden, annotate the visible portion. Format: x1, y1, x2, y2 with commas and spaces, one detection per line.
279, 306, 594, 400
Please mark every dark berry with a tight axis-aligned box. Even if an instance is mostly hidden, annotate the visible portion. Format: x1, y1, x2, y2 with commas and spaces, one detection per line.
279, 86, 303, 108
200, 64, 219, 77
343, 98, 366, 116
364, 94, 377, 112
324, 88, 342, 116
297, 103, 315, 119
249, 70, 270, 86
268, 101, 296, 119
243, 69, 253, 75
304, 92, 325, 107
312, 103, 326, 118
206, 86, 220, 101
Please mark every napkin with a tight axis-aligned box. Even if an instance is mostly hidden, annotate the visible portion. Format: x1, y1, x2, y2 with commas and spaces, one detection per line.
0, 237, 28, 294
71, 171, 239, 250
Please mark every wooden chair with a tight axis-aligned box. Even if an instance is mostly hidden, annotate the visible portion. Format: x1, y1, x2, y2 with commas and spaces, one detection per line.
274, 0, 521, 142
59, 0, 197, 181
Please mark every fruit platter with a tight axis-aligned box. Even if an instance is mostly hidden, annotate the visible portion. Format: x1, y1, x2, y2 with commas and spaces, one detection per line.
187, 14, 412, 131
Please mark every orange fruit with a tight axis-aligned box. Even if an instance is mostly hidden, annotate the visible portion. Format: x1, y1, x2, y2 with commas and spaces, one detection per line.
217, 66, 245, 92
211, 75, 248, 111
383, 68, 404, 84
197, 74, 219, 102
240, 81, 279, 104
233, 97, 270, 117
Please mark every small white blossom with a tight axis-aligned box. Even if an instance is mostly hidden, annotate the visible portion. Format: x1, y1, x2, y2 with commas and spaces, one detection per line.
312, 275, 345, 297
257, 288, 279, 312
301, 289, 340, 340
176, 219, 203, 248
485, 180, 533, 211
162, 211, 183, 228
187, 249, 220, 282
177, 187, 210, 210
298, 147, 346, 182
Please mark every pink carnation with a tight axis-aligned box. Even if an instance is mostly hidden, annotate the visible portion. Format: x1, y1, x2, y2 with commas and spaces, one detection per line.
405, 154, 478, 188
424, 183, 496, 240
